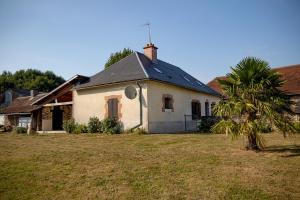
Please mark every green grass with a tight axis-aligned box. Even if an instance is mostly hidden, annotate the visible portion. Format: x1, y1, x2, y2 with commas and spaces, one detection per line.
0, 133, 299, 200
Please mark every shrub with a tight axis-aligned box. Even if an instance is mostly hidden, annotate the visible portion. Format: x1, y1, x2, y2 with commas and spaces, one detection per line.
88, 117, 102, 133
197, 116, 220, 133
101, 118, 121, 134
13, 126, 27, 134
294, 122, 300, 133
133, 127, 148, 135
63, 119, 76, 133
73, 124, 88, 134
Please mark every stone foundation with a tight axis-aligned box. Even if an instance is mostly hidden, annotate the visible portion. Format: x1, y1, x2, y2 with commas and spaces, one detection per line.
148, 121, 188, 133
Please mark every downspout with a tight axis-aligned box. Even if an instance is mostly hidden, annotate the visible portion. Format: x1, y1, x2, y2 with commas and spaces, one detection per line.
130, 81, 143, 131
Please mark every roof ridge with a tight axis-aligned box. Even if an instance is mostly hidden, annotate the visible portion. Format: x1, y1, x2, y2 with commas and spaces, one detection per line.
135, 51, 149, 78
90, 52, 137, 79
105, 52, 136, 70
90, 52, 138, 80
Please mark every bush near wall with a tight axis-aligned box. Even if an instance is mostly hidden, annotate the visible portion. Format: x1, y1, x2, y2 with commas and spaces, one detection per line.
13, 127, 27, 134
63, 117, 122, 134
101, 118, 121, 134
133, 127, 148, 135
87, 117, 102, 133
63, 119, 76, 133
73, 124, 88, 134
197, 116, 220, 133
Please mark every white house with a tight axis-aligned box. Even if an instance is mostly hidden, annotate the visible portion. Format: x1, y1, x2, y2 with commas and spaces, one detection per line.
4, 43, 220, 133
73, 43, 220, 133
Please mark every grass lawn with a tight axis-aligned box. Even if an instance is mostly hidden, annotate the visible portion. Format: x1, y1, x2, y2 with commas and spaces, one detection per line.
0, 133, 299, 200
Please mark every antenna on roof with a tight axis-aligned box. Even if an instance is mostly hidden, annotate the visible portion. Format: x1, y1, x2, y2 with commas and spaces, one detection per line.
143, 22, 152, 44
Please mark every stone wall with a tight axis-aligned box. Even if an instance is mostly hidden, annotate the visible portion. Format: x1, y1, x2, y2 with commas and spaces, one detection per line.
42, 107, 52, 120
61, 105, 72, 122
41, 105, 72, 131
4, 115, 19, 127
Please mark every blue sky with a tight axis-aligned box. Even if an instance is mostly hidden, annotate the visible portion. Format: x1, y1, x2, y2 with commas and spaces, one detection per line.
0, 0, 299, 83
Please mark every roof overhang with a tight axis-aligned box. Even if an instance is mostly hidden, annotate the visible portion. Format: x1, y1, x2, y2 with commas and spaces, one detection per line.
43, 101, 73, 107
75, 78, 221, 98
75, 79, 148, 91
32, 74, 88, 105
4, 113, 31, 116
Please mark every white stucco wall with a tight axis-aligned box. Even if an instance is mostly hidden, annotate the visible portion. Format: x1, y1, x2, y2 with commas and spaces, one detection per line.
147, 81, 220, 133
73, 80, 220, 133
73, 82, 148, 131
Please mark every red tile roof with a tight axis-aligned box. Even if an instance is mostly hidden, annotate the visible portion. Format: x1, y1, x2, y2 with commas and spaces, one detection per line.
207, 76, 227, 96
274, 64, 300, 95
207, 64, 300, 96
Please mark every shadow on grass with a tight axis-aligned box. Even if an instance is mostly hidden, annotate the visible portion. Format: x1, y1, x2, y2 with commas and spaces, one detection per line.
263, 145, 300, 157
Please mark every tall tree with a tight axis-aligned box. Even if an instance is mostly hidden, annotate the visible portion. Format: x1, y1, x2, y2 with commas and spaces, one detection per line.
104, 48, 133, 69
212, 57, 295, 151
0, 69, 65, 93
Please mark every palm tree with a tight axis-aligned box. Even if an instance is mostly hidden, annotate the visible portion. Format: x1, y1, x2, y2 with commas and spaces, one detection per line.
212, 57, 295, 151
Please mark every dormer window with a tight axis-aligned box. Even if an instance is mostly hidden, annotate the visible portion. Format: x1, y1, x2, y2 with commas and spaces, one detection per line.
162, 94, 174, 112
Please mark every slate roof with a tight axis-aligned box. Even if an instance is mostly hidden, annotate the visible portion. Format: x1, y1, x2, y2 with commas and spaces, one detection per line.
2, 93, 47, 114
207, 64, 300, 96
76, 52, 220, 96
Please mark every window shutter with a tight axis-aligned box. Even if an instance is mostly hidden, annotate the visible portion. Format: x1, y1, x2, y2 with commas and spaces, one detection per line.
108, 98, 118, 119
112, 99, 118, 118
108, 99, 113, 118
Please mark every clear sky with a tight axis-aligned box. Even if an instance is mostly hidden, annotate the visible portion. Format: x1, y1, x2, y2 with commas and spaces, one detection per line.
0, 0, 299, 83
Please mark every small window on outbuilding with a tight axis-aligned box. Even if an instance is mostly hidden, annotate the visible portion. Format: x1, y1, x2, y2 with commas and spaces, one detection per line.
162, 94, 174, 112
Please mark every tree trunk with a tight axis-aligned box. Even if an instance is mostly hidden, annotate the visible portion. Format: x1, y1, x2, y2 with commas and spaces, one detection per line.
246, 134, 260, 151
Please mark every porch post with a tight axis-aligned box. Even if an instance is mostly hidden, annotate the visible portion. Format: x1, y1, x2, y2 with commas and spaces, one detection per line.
28, 111, 37, 134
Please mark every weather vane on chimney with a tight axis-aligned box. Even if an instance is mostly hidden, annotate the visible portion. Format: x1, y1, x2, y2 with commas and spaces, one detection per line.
143, 22, 152, 44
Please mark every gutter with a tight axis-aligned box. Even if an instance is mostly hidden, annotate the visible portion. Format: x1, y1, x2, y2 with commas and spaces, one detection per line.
75, 79, 148, 91
130, 81, 143, 131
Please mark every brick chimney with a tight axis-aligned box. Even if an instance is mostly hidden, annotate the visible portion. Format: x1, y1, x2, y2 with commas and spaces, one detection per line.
143, 43, 158, 62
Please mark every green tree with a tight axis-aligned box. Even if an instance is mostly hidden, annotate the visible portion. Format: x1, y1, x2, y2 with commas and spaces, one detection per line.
104, 48, 133, 69
0, 71, 14, 93
212, 57, 295, 151
0, 69, 65, 93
